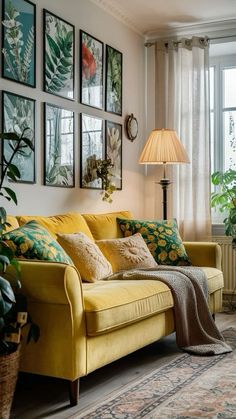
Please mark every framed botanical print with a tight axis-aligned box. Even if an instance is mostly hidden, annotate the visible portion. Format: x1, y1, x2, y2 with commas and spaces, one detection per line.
105, 45, 122, 115
44, 103, 75, 187
2, 0, 36, 87
2, 91, 35, 183
80, 114, 104, 189
105, 121, 122, 190
80, 30, 104, 109
43, 10, 74, 100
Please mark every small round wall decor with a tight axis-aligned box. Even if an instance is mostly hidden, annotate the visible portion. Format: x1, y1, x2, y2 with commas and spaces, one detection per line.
125, 113, 138, 142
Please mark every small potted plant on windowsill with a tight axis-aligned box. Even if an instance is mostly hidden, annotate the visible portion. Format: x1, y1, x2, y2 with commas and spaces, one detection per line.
0, 129, 39, 419
211, 168, 236, 312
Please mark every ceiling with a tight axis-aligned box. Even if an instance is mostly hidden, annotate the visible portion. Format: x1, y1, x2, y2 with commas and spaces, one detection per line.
91, 0, 236, 37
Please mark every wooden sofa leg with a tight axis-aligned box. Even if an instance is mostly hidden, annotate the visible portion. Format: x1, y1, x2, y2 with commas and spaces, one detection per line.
69, 379, 80, 406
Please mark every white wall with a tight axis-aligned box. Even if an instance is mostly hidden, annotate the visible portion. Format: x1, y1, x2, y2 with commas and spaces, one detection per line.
0, 0, 146, 217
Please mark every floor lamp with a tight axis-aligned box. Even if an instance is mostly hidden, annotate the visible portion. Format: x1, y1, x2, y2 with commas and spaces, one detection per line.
139, 129, 189, 220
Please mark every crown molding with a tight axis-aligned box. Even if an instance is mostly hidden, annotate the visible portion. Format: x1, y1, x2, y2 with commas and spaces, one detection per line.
145, 18, 236, 41
89, 0, 144, 36
89, 1, 236, 42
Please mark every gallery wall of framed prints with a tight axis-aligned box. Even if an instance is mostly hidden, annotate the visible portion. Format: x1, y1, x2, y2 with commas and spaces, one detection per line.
1, 1, 123, 193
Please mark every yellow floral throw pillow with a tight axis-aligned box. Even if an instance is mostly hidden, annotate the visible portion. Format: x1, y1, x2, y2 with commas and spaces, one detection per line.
3, 221, 72, 264
117, 218, 191, 266
96, 233, 158, 272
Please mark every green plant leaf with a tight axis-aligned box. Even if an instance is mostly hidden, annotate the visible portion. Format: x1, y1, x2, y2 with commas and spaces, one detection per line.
3, 187, 17, 205
46, 34, 61, 59
0, 208, 7, 224
45, 51, 55, 74
8, 163, 21, 178
0, 276, 15, 305
57, 65, 71, 75
60, 57, 72, 67
21, 137, 34, 150
27, 323, 40, 343
0, 132, 20, 140
0, 255, 11, 274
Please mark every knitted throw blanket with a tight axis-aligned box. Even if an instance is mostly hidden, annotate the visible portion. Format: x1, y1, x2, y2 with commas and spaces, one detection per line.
106, 266, 232, 356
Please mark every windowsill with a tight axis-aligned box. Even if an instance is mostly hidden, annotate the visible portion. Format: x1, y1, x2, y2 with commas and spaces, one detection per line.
212, 223, 225, 236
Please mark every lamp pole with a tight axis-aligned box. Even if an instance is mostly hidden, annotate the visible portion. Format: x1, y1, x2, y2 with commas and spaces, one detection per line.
158, 163, 172, 220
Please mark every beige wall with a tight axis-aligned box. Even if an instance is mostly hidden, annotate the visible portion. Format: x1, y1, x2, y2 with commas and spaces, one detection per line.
1, 0, 146, 217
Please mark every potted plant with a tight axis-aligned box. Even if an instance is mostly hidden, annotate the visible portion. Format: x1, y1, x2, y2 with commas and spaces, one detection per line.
211, 168, 236, 311
0, 129, 39, 419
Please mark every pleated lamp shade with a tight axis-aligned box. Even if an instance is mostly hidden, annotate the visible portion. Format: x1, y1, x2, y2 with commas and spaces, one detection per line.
139, 129, 189, 164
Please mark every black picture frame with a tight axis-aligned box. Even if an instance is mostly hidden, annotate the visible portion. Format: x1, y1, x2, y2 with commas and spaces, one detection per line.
2, 0, 36, 87
2, 91, 36, 184
105, 120, 122, 190
43, 9, 75, 100
44, 103, 75, 188
80, 30, 104, 110
105, 45, 122, 116
80, 113, 104, 190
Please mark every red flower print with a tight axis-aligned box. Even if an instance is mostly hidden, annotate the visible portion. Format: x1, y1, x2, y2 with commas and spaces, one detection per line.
82, 43, 96, 80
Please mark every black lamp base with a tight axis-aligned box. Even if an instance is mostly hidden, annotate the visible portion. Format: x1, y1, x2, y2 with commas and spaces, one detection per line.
158, 178, 172, 220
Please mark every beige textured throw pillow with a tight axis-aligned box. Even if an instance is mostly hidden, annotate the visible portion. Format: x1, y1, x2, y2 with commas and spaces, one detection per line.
96, 233, 158, 272
57, 232, 112, 282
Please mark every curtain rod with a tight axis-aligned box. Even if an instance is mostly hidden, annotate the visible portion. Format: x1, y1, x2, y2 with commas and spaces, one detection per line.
145, 34, 236, 47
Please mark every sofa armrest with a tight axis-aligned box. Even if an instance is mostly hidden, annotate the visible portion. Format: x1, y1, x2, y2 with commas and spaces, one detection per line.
183, 242, 222, 270
15, 261, 87, 380
18, 260, 84, 304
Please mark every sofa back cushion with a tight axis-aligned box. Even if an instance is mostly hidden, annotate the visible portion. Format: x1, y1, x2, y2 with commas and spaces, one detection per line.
57, 232, 112, 282
82, 211, 132, 240
16, 212, 93, 240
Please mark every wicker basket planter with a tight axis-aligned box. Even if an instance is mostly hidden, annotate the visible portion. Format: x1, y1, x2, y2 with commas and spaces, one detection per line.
0, 346, 20, 419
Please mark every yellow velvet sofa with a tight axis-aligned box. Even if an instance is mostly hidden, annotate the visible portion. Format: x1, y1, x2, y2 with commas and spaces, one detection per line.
7, 211, 223, 405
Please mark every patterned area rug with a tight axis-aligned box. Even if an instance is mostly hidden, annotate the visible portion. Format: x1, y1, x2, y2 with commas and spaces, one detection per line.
75, 328, 236, 419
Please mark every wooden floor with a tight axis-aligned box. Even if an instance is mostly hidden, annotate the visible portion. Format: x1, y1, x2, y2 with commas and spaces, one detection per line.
10, 312, 236, 419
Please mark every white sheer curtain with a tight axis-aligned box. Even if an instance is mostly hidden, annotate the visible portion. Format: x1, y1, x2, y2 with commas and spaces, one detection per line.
155, 37, 211, 241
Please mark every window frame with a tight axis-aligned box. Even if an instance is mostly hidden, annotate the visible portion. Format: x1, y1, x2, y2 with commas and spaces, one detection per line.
210, 53, 236, 228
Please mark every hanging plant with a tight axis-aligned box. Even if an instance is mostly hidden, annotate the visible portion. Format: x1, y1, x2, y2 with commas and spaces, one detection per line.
96, 158, 116, 203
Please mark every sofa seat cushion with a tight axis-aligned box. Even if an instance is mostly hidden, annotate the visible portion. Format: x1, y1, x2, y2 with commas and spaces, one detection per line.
83, 267, 224, 336
201, 267, 224, 294
83, 280, 174, 336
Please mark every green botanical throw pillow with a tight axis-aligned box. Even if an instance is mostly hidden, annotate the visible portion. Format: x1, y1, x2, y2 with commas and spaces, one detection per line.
117, 218, 191, 266
3, 220, 72, 264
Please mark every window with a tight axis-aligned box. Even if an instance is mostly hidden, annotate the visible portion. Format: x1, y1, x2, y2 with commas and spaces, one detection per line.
209, 42, 236, 223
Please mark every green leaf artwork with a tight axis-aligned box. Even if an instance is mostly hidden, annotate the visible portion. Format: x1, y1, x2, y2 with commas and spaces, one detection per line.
2, 92, 35, 184
44, 104, 74, 187
44, 10, 74, 100
105, 121, 122, 190
2, 0, 36, 87
106, 45, 122, 115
